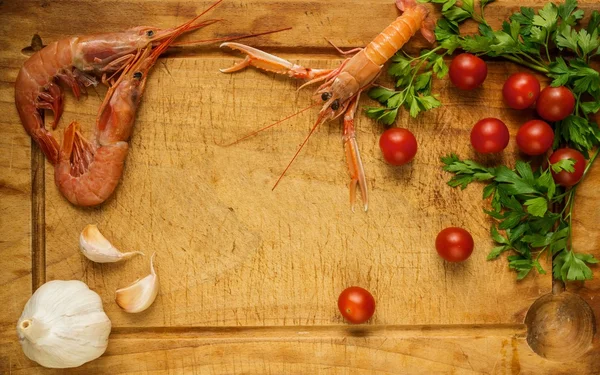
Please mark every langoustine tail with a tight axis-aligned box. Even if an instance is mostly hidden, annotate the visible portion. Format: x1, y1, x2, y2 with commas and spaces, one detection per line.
396, 0, 435, 44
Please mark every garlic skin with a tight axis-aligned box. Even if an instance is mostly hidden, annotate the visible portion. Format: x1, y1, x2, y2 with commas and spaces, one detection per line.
115, 253, 159, 313
80, 224, 143, 263
17, 280, 111, 368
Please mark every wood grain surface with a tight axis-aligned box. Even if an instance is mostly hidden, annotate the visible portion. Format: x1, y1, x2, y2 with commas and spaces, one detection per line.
0, 0, 599, 373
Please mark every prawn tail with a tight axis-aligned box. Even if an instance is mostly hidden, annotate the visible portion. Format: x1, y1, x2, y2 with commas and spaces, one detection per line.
33, 127, 60, 165
20, 104, 60, 164
56, 121, 129, 207
59, 121, 95, 176
35, 82, 64, 129
396, 0, 435, 44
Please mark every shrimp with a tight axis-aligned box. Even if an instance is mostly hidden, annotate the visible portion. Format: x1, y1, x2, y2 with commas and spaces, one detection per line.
15, 0, 223, 166
15, 0, 285, 206
220, 0, 435, 211
53, 45, 153, 206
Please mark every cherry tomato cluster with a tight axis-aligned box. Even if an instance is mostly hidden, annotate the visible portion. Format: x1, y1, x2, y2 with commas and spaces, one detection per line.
378, 55, 579, 171
445, 54, 585, 187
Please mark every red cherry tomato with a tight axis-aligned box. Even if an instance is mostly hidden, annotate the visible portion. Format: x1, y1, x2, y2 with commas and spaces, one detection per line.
379, 128, 417, 166
516, 120, 554, 156
435, 227, 474, 262
449, 53, 488, 90
502, 72, 541, 110
549, 148, 586, 187
338, 286, 376, 324
470, 118, 510, 153
536, 86, 575, 122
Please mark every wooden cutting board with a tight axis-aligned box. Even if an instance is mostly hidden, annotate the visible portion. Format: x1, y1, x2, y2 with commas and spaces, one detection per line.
1, 0, 599, 373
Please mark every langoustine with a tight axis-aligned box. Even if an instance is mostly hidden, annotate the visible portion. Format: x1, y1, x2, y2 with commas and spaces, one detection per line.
221, 0, 434, 211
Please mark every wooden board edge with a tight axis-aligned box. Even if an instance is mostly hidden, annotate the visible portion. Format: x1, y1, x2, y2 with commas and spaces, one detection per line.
6, 324, 600, 374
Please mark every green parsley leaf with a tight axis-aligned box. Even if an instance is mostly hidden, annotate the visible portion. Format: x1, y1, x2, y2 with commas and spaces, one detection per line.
533, 260, 547, 275
548, 58, 600, 95
555, 115, 600, 152
522, 232, 553, 247
365, 107, 398, 126
441, 155, 495, 188
554, 250, 597, 281
556, 24, 579, 52
442, 0, 458, 12
508, 255, 533, 280
490, 29, 519, 55
534, 170, 556, 200
550, 158, 575, 173
408, 96, 421, 118
558, 0, 584, 26
488, 245, 509, 260
529, 26, 547, 44
414, 71, 433, 92
491, 226, 509, 244
435, 18, 460, 42
532, 2, 558, 31
431, 54, 450, 78
577, 28, 600, 57
416, 95, 442, 112
367, 87, 396, 103
524, 197, 548, 217
460, 35, 491, 54
443, 6, 471, 23
581, 101, 600, 115
548, 57, 571, 86
461, 0, 474, 15
482, 183, 496, 199
494, 165, 538, 195
510, 7, 535, 35
587, 10, 600, 34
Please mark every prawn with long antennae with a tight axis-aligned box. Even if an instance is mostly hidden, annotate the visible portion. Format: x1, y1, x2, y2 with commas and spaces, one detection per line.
15, 0, 287, 206
220, 0, 435, 211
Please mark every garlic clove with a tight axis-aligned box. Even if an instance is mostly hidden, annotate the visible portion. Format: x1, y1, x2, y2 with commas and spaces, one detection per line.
115, 253, 159, 313
80, 224, 143, 263
17, 280, 111, 368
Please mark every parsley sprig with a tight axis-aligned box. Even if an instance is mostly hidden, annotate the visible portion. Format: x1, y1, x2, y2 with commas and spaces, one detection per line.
441, 150, 600, 281
367, 0, 600, 155
365, 48, 446, 123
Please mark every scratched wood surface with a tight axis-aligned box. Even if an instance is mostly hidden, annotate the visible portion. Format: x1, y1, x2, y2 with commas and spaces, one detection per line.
0, 0, 599, 373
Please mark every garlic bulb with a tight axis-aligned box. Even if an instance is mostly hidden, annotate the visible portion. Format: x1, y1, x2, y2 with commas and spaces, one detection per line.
17, 280, 111, 368
115, 253, 159, 313
80, 224, 143, 263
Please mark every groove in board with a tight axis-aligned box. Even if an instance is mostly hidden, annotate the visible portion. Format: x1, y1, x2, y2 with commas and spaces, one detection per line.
31, 140, 46, 292
108, 323, 528, 339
